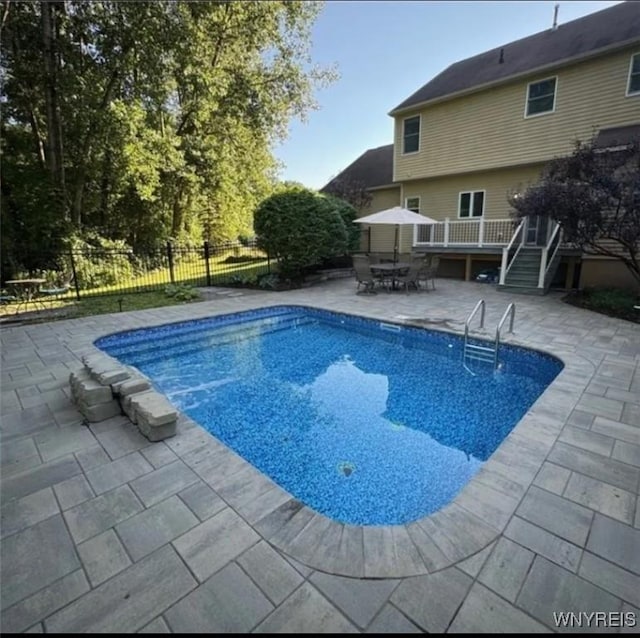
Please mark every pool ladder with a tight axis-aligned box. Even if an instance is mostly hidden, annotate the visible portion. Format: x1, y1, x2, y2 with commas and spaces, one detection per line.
463, 300, 515, 374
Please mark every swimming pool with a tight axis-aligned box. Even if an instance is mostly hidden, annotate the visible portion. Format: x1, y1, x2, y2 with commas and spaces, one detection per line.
96, 305, 563, 525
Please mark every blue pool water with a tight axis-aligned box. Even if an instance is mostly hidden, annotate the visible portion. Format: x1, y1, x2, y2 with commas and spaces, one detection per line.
96, 305, 563, 525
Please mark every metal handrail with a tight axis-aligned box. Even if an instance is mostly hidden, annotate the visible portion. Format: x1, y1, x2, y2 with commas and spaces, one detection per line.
463, 299, 486, 375
494, 303, 515, 368
465, 299, 486, 333
464, 299, 485, 341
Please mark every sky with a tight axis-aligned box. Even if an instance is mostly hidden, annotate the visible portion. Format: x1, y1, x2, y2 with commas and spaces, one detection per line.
272, 0, 623, 189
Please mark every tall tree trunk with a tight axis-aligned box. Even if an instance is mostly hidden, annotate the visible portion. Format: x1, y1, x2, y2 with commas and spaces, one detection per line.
172, 183, 185, 238
27, 108, 46, 170
99, 149, 112, 229
41, 0, 67, 220
71, 58, 126, 227
1, 0, 11, 36
72, 165, 86, 227
7, 11, 46, 171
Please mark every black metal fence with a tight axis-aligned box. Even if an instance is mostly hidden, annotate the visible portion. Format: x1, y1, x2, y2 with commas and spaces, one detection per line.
1, 240, 271, 305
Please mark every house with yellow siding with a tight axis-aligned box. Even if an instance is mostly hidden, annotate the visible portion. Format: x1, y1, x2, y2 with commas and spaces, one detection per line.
322, 1, 640, 293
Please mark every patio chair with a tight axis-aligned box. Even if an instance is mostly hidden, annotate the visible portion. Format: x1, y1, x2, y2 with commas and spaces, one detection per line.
352, 255, 377, 294
372, 268, 395, 293
394, 261, 422, 293
39, 272, 74, 297
418, 255, 440, 291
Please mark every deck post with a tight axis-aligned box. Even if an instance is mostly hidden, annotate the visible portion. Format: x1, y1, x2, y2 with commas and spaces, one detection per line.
499, 247, 508, 285
444, 218, 450, 247
478, 217, 484, 247
565, 257, 576, 289
538, 247, 548, 288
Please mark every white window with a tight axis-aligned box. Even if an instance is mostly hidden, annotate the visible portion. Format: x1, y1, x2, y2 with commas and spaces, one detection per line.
402, 116, 420, 154
459, 191, 485, 218
627, 53, 640, 96
525, 77, 557, 117
405, 197, 420, 212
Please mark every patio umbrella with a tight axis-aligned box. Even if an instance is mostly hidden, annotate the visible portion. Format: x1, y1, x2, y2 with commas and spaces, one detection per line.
354, 206, 437, 264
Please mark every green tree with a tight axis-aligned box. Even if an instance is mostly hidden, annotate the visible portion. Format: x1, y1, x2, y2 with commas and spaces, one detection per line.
254, 187, 349, 281
509, 140, 640, 287
1, 0, 335, 276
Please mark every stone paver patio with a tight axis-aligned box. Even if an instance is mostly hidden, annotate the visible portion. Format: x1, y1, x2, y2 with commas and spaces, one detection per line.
1, 278, 639, 633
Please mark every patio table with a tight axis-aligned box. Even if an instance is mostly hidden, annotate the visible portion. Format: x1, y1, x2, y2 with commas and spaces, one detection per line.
370, 262, 411, 291
5, 279, 47, 315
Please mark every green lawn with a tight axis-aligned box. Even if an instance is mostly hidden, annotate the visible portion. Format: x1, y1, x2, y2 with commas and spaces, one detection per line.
79, 250, 270, 297
1, 248, 272, 319
68, 290, 202, 318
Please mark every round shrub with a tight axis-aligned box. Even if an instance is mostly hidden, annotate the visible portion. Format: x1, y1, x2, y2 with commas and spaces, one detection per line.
321, 194, 360, 252
254, 187, 349, 281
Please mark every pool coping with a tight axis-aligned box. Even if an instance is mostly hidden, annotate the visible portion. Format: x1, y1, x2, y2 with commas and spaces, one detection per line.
90, 300, 594, 579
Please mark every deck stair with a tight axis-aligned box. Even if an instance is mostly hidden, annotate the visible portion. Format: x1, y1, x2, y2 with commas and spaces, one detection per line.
498, 220, 563, 295
499, 247, 544, 293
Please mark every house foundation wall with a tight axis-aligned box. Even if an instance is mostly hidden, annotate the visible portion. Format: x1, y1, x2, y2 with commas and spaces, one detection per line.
580, 258, 639, 291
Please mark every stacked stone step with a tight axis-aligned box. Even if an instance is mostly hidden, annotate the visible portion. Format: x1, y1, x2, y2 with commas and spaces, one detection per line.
125, 391, 179, 442
68, 353, 178, 441
69, 359, 123, 423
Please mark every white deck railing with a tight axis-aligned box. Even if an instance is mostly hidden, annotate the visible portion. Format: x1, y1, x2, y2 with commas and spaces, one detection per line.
413, 218, 516, 247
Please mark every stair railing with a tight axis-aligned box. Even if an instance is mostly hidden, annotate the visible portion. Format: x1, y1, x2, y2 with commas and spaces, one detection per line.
537, 222, 562, 289
499, 220, 525, 285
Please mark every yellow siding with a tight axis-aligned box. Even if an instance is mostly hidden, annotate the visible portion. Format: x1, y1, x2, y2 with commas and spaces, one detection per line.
357, 187, 400, 253
394, 47, 640, 181
402, 164, 545, 221
359, 187, 401, 215
365, 225, 409, 256
399, 225, 415, 254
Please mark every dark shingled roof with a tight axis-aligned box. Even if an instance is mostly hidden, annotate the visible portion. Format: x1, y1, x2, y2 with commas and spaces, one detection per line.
321, 144, 396, 192
594, 123, 640, 148
391, 1, 640, 114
